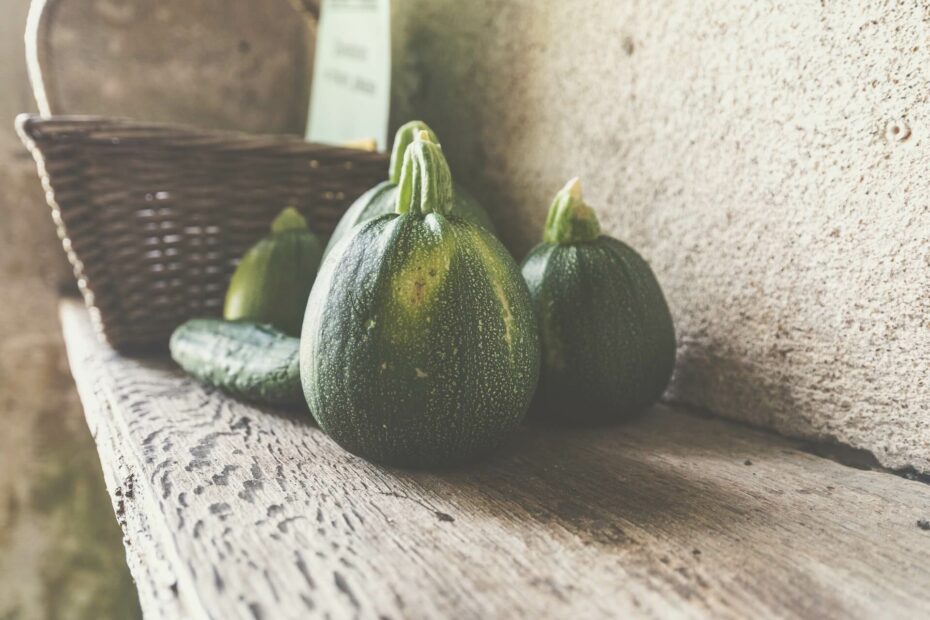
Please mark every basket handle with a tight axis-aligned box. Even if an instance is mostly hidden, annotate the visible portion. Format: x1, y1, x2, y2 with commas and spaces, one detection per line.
25, 0, 57, 116
25, 0, 318, 118
289, 0, 320, 21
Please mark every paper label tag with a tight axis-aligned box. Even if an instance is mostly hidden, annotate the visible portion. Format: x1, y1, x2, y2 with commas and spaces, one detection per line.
306, 0, 391, 151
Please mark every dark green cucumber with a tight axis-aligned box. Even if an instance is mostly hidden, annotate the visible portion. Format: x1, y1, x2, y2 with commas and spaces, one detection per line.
521, 178, 676, 425
301, 131, 539, 468
170, 319, 303, 407
322, 121, 496, 258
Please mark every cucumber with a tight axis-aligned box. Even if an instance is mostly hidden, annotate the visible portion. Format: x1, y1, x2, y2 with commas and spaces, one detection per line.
170, 319, 303, 407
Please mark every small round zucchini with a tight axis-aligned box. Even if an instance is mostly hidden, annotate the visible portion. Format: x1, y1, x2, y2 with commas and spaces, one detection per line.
521, 178, 676, 425
224, 207, 323, 337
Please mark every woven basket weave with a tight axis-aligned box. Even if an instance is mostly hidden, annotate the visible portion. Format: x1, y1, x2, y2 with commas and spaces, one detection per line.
16, 114, 388, 351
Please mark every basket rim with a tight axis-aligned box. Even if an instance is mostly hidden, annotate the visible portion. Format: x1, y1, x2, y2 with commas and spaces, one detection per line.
14, 113, 389, 161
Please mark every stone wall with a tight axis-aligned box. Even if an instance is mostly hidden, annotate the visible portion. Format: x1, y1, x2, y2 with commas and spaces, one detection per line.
391, 0, 930, 473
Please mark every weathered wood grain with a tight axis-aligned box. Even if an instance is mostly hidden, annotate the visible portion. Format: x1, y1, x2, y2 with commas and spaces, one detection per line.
60, 299, 930, 620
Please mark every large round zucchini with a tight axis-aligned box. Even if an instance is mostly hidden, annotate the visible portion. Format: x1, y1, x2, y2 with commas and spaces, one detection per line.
301, 132, 539, 468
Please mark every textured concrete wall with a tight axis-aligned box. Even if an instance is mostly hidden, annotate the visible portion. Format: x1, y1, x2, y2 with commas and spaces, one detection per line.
392, 0, 930, 473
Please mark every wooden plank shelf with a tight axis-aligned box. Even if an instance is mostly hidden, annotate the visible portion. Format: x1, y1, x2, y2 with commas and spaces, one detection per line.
60, 299, 930, 619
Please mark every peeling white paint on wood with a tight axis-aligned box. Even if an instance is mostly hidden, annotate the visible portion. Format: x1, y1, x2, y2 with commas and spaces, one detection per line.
61, 300, 930, 619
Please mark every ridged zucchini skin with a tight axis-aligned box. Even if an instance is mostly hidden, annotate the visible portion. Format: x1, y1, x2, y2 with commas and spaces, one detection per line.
224, 208, 323, 337
322, 121, 496, 258
170, 319, 303, 407
521, 228, 676, 425
302, 214, 539, 467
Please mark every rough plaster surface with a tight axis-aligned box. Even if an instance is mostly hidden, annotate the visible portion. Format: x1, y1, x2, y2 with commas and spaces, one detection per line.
391, 1, 930, 472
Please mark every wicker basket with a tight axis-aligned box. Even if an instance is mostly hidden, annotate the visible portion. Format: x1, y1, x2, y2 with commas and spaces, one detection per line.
16, 114, 388, 351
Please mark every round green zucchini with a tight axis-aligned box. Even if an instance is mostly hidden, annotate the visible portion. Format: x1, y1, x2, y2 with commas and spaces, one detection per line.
170, 318, 303, 407
322, 120, 496, 258
520, 178, 676, 425
224, 207, 323, 336
301, 131, 539, 468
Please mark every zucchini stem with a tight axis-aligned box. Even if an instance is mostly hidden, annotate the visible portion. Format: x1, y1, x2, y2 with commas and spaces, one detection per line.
388, 121, 440, 185
271, 207, 310, 234
397, 131, 454, 217
543, 177, 601, 244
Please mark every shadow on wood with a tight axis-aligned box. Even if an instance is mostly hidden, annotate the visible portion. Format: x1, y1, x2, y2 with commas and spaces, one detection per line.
417, 421, 755, 548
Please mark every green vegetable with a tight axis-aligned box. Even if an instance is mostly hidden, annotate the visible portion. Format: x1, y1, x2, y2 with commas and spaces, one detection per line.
170, 319, 302, 406
322, 120, 496, 258
520, 178, 676, 424
224, 207, 323, 336
301, 131, 539, 468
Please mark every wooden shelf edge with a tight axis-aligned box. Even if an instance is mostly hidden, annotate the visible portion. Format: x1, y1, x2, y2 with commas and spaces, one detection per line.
59, 298, 930, 620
